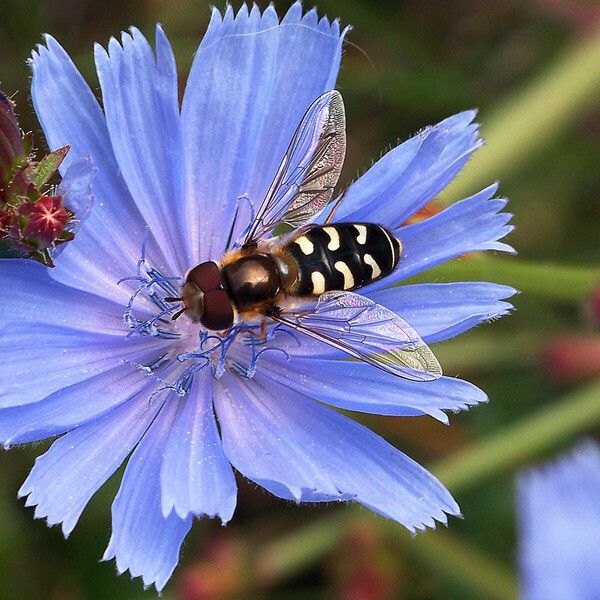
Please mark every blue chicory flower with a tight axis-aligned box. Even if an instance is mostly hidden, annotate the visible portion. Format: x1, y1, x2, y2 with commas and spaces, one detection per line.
0, 3, 515, 591
518, 441, 600, 600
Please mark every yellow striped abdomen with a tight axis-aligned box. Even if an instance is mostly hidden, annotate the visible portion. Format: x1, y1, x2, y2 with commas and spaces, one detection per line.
284, 223, 402, 296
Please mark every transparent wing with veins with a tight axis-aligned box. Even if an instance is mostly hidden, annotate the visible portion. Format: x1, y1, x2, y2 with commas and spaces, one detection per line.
272, 291, 443, 381
243, 90, 346, 246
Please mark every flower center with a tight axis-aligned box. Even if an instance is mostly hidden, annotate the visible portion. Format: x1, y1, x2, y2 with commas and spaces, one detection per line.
117, 239, 294, 394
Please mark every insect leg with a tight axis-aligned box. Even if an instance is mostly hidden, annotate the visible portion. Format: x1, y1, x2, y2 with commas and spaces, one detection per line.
171, 307, 186, 321
238, 319, 268, 340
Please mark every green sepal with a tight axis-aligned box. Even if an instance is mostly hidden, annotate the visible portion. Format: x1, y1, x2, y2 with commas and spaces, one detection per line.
27, 145, 70, 189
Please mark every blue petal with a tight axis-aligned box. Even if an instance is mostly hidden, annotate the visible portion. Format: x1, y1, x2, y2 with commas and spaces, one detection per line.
103, 397, 193, 592
30, 36, 168, 302
0, 258, 127, 330
94, 26, 186, 273
181, 3, 346, 261
0, 323, 167, 409
363, 184, 515, 293
518, 441, 600, 600
0, 360, 170, 446
258, 348, 486, 423
371, 282, 516, 343
17, 394, 163, 537
160, 372, 237, 521
332, 111, 481, 226
56, 156, 96, 241
0, 260, 164, 414
214, 373, 459, 532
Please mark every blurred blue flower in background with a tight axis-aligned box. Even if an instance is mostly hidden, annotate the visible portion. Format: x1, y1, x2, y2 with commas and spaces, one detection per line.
0, 2, 515, 591
518, 441, 600, 600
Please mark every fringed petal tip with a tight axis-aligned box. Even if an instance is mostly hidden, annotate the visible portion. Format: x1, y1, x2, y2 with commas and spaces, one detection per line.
416, 380, 489, 424
215, 373, 462, 539
416, 385, 488, 425
203, 1, 347, 41
158, 376, 238, 523
160, 501, 236, 525
335, 108, 486, 227
402, 498, 461, 536
18, 486, 75, 540
29, 33, 65, 68
371, 281, 518, 345
100, 555, 169, 594
101, 523, 190, 593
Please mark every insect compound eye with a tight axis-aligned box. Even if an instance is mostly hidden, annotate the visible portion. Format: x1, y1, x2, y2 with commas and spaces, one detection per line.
186, 261, 222, 293
200, 289, 235, 331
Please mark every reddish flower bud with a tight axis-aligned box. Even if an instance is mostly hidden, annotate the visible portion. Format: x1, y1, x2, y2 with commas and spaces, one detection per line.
179, 536, 245, 600
18, 195, 70, 248
542, 335, 600, 386
1, 88, 80, 265
0, 90, 26, 194
328, 522, 399, 600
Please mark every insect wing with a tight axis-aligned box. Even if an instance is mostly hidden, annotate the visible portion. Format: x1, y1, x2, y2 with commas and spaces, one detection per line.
275, 291, 442, 381
244, 90, 346, 245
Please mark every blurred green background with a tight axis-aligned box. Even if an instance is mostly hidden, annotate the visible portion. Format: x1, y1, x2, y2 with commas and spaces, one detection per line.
1, 1, 600, 599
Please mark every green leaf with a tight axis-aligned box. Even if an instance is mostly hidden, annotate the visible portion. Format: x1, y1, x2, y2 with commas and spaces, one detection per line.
27, 145, 70, 189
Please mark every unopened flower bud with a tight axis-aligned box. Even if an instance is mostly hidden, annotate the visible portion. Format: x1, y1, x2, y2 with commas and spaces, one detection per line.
179, 536, 245, 600
18, 195, 70, 248
542, 335, 600, 385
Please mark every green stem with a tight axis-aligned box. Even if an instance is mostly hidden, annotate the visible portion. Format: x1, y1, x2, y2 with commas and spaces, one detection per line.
433, 378, 600, 493
394, 528, 518, 600
255, 511, 354, 585
437, 26, 600, 203
433, 330, 543, 373
407, 255, 600, 303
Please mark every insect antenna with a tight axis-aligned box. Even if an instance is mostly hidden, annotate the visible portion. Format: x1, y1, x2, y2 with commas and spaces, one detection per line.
225, 203, 242, 251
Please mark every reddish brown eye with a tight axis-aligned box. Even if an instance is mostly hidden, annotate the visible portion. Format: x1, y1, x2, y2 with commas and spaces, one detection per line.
200, 289, 234, 330
186, 261, 222, 293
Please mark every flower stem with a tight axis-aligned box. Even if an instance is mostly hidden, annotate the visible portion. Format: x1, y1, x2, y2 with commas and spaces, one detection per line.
433, 378, 600, 493
437, 25, 600, 203
255, 511, 355, 586
393, 527, 518, 600
434, 330, 543, 373
407, 255, 600, 304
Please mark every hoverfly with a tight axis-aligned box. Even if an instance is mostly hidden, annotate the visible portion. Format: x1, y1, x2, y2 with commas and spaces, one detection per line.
168, 90, 442, 381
